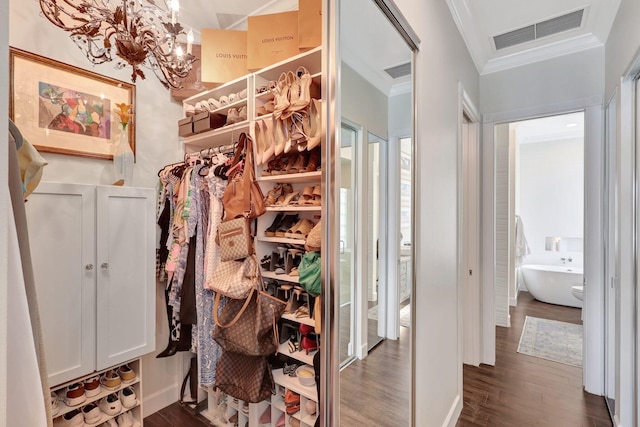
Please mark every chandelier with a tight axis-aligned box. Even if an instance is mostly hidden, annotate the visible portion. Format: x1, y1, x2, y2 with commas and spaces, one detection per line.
39, 0, 196, 89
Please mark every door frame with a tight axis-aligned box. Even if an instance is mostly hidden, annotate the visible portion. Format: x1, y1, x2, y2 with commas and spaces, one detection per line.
482, 98, 604, 389
458, 84, 482, 367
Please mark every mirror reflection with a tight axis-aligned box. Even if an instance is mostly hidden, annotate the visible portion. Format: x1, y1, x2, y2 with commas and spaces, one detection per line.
337, 0, 414, 424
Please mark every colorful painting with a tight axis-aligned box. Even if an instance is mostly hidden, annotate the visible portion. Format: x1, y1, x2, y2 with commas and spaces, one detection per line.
38, 82, 111, 139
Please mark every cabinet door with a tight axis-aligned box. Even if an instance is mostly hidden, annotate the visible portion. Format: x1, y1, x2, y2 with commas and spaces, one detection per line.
25, 183, 96, 386
95, 186, 156, 369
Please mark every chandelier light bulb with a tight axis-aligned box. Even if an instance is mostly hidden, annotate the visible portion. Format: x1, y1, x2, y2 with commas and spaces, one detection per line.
38, 0, 196, 89
187, 29, 194, 55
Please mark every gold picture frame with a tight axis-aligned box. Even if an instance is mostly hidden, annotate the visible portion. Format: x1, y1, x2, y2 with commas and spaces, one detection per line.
9, 47, 136, 160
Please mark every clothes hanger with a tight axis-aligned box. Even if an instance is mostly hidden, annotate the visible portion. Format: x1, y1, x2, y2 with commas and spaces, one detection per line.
8, 119, 24, 150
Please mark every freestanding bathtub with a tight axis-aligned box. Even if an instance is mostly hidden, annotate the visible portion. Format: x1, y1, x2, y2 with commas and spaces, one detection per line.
520, 264, 584, 308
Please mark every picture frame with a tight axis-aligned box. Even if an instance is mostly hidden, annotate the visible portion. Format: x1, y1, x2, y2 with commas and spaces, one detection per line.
9, 47, 136, 160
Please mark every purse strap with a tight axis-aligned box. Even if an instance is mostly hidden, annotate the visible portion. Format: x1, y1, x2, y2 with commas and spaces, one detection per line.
242, 133, 255, 216
213, 286, 256, 329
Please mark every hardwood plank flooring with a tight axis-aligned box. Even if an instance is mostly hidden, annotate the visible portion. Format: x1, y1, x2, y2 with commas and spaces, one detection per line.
145, 292, 611, 426
457, 292, 611, 427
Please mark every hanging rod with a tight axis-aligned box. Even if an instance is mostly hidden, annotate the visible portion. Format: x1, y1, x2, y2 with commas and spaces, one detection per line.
185, 143, 237, 160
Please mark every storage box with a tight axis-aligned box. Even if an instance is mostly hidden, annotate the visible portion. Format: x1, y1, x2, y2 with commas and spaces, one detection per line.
298, 0, 322, 50
178, 116, 194, 137
201, 29, 249, 84
171, 44, 219, 103
247, 11, 300, 71
192, 111, 227, 134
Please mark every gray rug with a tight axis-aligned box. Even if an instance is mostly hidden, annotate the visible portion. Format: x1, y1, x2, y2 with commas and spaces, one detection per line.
517, 316, 583, 368
368, 304, 411, 328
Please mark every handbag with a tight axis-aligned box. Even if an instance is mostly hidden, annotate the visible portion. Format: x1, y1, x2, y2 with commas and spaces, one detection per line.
222, 133, 266, 220
218, 216, 253, 262
206, 255, 258, 299
214, 351, 274, 403
213, 275, 286, 356
298, 251, 321, 297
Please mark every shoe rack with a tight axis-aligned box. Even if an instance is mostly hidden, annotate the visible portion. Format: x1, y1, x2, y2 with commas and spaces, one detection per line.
51, 358, 143, 426
181, 47, 322, 427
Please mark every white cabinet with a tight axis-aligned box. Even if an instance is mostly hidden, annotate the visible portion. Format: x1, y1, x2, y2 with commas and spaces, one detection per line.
25, 182, 156, 387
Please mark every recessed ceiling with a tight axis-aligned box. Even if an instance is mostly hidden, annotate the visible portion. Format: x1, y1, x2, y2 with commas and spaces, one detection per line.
445, 0, 621, 75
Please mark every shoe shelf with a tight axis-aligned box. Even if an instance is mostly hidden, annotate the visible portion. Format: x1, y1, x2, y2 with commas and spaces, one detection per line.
277, 342, 317, 365
183, 74, 249, 107
262, 270, 300, 284
182, 120, 251, 150
281, 312, 315, 328
272, 369, 317, 406
51, 358, 143, 426
256, 236, 308, 244
258, 171, 321, 184
266, 205, 321, 212
252, 47, 321, 88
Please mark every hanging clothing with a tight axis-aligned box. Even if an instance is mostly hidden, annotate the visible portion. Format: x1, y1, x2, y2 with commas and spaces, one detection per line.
515, 215, 531, 266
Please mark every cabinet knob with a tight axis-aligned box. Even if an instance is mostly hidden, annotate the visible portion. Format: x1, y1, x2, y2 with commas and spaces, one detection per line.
101, 263, 109, 269
85, 264, 94, 271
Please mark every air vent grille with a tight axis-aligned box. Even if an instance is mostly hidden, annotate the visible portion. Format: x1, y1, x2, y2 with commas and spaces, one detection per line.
384, 62, 411, 79
493, 9, 585, 50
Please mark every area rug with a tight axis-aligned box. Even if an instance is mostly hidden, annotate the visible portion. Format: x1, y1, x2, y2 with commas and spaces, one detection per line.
517, 316, 583, 368
368, 304, 411, 328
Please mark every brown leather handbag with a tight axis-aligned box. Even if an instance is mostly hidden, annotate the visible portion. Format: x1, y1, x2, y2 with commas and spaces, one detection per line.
213, 276, 286, 357
222, 133, 266, 219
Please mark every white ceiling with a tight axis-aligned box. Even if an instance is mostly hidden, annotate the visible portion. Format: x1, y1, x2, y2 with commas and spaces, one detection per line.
512, 111, 584, 144
446, 0, 621, 75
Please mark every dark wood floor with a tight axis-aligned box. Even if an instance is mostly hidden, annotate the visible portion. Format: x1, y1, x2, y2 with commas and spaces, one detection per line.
457, 292, 612, 427
145, 292, 611, 426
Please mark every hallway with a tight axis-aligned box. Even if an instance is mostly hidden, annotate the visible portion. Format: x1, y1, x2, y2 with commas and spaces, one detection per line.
457, 292, 611, 426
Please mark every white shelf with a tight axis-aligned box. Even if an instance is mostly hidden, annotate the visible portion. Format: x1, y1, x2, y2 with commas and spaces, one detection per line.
281, 312, 315, 327
262, 271, 299, 283
266, 206, 321, 212
53, 399, 141, 426
258, 171, 322, 184
254, 47, 322, 81
272, 369, 317, 401
277, 342, 316, 366
183, 75, 248, 105
257, 236, 307, 244
182, 121, 251, 150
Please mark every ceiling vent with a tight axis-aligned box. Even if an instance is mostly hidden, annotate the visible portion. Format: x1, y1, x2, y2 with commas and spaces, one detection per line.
493, 9, 584, 50
384, 62, 411, 79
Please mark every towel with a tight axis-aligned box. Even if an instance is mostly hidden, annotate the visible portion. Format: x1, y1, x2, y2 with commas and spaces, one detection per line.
515, 215, 531, 266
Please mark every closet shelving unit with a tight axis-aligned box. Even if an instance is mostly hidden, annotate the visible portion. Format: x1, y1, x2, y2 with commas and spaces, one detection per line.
51, 359, 143, 427
183, 46, 321, 427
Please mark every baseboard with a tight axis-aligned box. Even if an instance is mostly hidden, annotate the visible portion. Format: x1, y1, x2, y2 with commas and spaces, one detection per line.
509, 296, 518, 307
443, 394, 463, 427
143, 382, 181, 418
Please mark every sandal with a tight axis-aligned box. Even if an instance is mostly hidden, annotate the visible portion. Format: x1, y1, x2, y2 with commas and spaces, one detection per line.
264, 183, 282, 206
272, 73, 290, 120
275, 190, 299, 206
306, 146, 321, 172
299, 185, 315, 205
312, 184, 321, 205
290, 219, 315, 239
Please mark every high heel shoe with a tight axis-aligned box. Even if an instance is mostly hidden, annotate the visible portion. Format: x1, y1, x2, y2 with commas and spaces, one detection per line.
306, 146, 321, 173
254, 119, 266, 166
265, 212, 285, 237
284, 70, 301, 118
300, 335, 318, 355
276, 190, 300, 207
304, 98, 323, 151
263, 183, 282, 206
274, 117, 288, 157
262, 117, 275, 164
272, 73, 290, 120
287, 151, 308, 174
289, 67, 312, 114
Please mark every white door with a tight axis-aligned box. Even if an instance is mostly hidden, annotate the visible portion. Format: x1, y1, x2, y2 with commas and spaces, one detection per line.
25, 183, 96, 386
96, 186, 156, 369
462, 113, 481, 366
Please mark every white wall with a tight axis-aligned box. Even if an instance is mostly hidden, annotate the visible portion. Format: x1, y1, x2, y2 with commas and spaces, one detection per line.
9, 0, 185, 415
517, 138, 584, 255
604, 1, 640, 425
392, 0, 480, 425
1, 0, 9, 423
341, 63, 389, 139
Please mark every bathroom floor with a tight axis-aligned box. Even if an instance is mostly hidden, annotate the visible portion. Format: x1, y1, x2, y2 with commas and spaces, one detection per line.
457, 291, 611, 426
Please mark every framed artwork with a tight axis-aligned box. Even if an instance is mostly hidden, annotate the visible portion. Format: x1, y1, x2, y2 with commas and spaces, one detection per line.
9, 47, 136, 160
